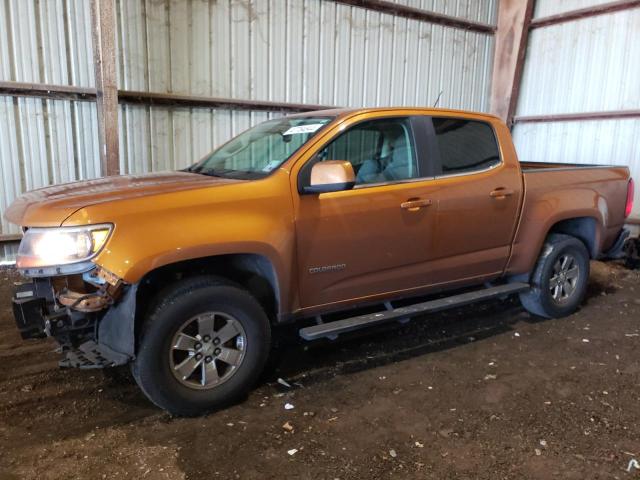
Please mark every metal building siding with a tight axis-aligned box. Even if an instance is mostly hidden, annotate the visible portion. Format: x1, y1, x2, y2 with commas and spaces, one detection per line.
114, 0, 496, 171
516, 9, 640, 116
0, 0, 99, 236
533, 0, 618, 19
0, 96, 102, 235
0, 241, 19, 265
116, 0, 494, 109
392, 0, 497, 25
512, 8, 640, 220
0, 0, 95, 86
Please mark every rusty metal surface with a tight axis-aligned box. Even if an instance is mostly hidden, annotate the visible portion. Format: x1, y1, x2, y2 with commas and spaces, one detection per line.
57, 288, 111, 312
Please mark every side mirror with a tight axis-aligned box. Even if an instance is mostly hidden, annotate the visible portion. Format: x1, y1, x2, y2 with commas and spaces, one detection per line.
303, 161, 356, 194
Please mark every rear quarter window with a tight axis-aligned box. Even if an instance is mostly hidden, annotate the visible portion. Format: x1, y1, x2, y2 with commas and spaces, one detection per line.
432, 118, 500, 175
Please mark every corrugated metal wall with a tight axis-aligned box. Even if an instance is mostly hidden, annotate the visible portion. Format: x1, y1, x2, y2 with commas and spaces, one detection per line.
0, 0, 99, 236
0, 0, 497, 241
391, 0, 496, 24
116, 0, 496, 173
512, 3, 640, 219
533, 0, 614, 18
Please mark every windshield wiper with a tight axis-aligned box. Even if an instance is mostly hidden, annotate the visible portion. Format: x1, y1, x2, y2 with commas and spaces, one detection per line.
183, 164, 203, 173
185, 166, 266, 180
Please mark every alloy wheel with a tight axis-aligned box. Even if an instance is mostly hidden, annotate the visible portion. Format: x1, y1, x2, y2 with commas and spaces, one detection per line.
549, 253, 580, 304
169, 312, 247, 390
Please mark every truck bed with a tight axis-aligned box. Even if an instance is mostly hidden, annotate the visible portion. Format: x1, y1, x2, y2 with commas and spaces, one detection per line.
507, 161, 631, 275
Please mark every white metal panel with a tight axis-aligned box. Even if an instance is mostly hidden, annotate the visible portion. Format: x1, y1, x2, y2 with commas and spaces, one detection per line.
0, 0, 94, 87
0, 97, 22, 236
533, 0, 618, 19
117, 0, 495, 111
512, 119, 640, 219
517, 9, 640, 116
113, 0, 496, 175
0, 242, 19, 264
392, 0, 497, 25
0, 96, 100, 235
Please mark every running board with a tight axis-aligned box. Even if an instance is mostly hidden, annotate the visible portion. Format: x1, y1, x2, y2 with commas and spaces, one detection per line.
299, 282, 530, 341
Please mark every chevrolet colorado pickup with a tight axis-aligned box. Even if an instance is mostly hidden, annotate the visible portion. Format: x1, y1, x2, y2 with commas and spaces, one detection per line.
5, 107, 634, 416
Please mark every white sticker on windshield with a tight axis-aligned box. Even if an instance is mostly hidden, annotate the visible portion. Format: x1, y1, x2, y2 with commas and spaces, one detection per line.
283, 123, 324, 136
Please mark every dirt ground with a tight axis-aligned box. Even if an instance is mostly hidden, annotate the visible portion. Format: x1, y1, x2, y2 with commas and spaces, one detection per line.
0, 262, 639, 480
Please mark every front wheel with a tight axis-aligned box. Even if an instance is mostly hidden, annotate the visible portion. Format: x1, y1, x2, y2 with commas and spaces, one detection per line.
131, 277, 271, 416
519, 234, 590, 319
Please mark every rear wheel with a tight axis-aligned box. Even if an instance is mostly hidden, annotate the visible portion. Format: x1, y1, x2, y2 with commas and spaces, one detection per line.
519, 234, 590, 318
131, 276, 271, 416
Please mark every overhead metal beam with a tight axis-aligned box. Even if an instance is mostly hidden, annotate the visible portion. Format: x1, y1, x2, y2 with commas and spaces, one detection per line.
530, 0, 640, 29
118, 90, 333, 112
0, 81, 96, 101
0, 81, 333, 113
332, 0, 496, 34
514, 109, 640, 123
490, 0, 536, 125
91, 0, 120, 176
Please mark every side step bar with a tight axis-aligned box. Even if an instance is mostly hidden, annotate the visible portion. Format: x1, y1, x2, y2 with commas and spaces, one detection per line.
299, 282, 530, 341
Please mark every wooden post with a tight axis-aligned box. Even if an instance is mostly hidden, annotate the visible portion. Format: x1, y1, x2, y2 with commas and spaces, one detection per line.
490, 0, 535, 126
91, 0, 120, 176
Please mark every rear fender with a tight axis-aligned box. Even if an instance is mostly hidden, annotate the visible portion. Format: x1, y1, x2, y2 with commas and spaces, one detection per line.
507, 188, 606, 275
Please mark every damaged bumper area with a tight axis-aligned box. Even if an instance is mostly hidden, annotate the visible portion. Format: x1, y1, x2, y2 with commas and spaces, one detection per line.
12, 267, 137, 369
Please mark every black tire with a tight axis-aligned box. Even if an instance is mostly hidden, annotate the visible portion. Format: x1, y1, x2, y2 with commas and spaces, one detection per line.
519, 233, 590, 319
131, 276, 271, 416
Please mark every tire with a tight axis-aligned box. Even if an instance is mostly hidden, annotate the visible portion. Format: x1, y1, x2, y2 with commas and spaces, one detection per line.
519, 234, 590, 319
131, 276, 271, 416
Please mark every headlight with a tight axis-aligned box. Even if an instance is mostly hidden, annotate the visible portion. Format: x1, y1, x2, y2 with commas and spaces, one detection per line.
17, 224, 113, 272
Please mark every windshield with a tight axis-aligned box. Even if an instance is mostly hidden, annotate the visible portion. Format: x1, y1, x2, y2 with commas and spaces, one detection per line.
187, 116, 334, 179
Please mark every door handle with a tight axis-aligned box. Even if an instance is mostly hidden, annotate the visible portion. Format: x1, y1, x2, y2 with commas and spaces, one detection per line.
401, 199, 433, 211
489, 188, 515, 199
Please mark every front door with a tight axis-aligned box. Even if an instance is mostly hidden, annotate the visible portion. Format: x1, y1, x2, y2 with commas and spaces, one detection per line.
293, 116, 440, 310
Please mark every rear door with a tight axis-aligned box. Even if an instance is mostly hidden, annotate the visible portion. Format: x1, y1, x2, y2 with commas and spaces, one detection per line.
426, 116, 523, 283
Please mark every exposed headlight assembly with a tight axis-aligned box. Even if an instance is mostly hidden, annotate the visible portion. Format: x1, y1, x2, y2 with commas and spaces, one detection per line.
17, 224, 113, 276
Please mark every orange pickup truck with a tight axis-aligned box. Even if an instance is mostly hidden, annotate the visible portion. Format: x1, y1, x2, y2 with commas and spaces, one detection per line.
5, 107, 634, 415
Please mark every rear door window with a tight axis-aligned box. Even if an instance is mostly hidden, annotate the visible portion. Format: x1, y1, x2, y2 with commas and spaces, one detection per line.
432, 118, 500, 175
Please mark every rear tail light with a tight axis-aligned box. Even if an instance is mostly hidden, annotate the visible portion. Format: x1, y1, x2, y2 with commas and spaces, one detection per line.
625, 178, 634, 218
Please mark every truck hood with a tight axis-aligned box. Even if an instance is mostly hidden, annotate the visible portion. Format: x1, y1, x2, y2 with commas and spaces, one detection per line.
4, 171, 242, 227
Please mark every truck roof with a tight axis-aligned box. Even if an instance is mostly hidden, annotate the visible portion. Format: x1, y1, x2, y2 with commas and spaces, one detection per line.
288, 106, 502, 122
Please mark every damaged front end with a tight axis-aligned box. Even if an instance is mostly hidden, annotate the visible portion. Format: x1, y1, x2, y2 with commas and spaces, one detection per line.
12, 267, 137, 368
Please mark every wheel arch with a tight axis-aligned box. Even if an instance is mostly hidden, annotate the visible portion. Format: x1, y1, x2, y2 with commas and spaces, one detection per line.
548, 216, 600, 258
134, 253, 281, 336
508, 210, 603, 277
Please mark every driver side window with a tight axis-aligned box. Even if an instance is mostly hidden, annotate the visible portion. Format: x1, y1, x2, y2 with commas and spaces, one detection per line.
315, 118, 418, 185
